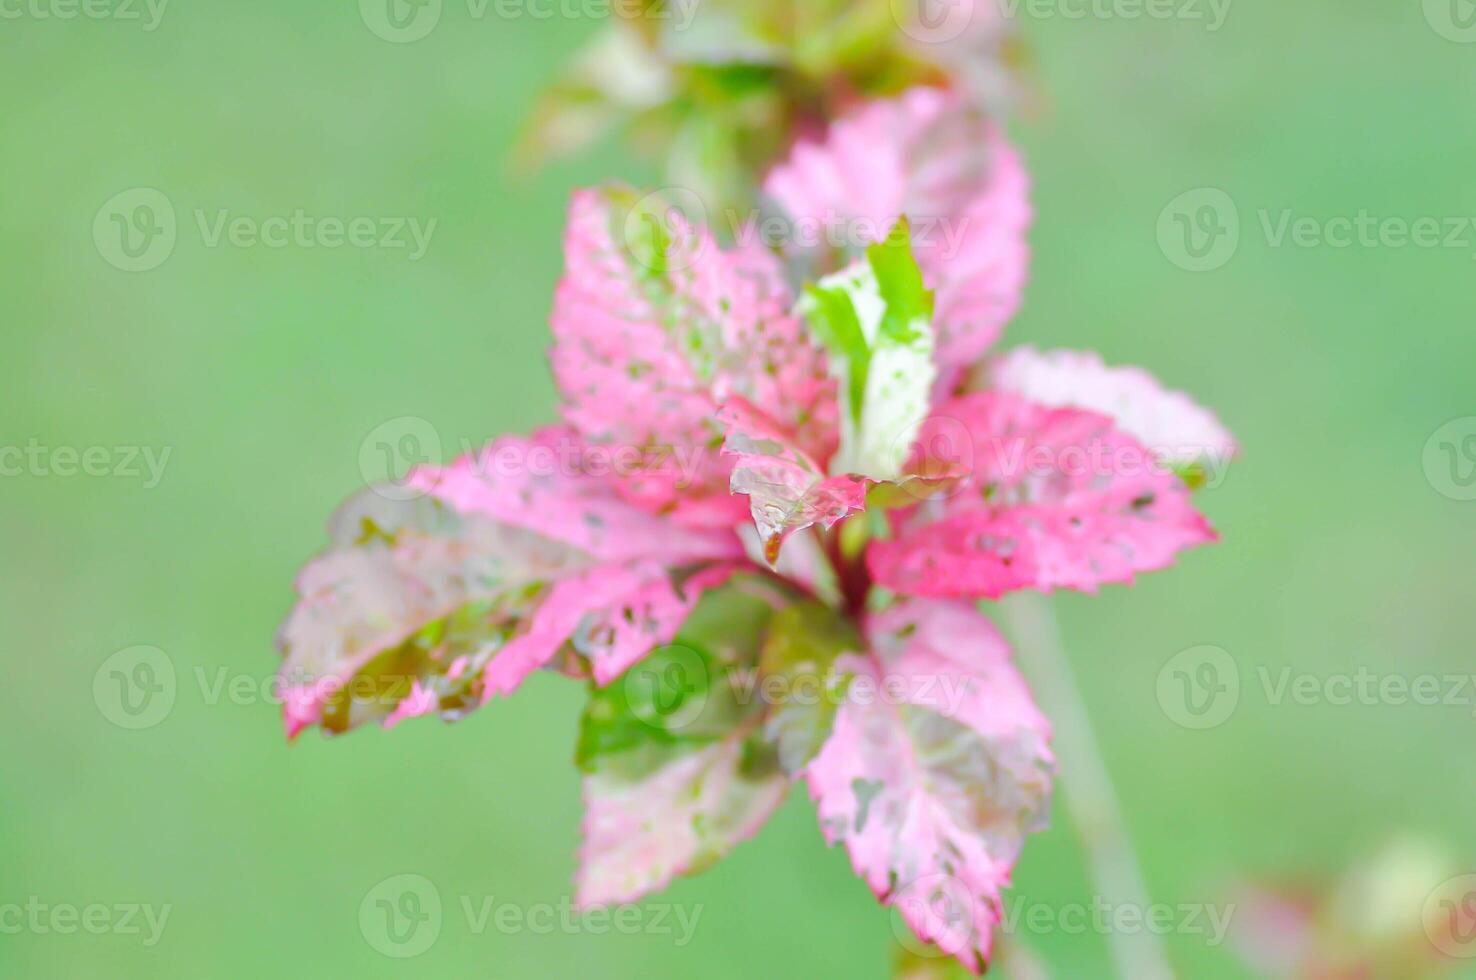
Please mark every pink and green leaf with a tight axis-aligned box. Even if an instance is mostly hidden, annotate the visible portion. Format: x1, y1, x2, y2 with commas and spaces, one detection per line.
869, 392, 1218, 599
765, 86, 1031, 386
981, 345, 1238, 483
805, 599, 1054, 975
801, 219, 938, 482
551, 185, 835, 525
277, 431, 744, 739
756, 600, 862, 774
575, 582, 788, 906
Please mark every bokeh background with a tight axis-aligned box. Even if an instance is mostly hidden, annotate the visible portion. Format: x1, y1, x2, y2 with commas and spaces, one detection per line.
4, 1, 1475, 976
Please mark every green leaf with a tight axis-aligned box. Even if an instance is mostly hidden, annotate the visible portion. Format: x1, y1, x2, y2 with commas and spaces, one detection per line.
575, 580, 778, 781
758, 601, 861, 773
574, 576, 791, 906
800, 217, 938, 480
868, 216, 935, 344
803, 279, 871, 421
1172, 459, 1210, 490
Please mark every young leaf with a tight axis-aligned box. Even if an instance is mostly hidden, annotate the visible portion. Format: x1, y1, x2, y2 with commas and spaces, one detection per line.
800, 219, 937, 482
720, 396, 868, 564
766, 87, 1032, 387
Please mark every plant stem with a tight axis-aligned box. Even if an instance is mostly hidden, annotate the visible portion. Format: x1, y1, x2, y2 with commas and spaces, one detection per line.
822, 522, 871, 617
1004, 594, 1175, 980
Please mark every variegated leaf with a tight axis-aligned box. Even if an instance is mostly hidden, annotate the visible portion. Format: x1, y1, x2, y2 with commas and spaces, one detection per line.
869, 392, 1218, 599
806, 599, 1053, 975
277, 429, 743, 738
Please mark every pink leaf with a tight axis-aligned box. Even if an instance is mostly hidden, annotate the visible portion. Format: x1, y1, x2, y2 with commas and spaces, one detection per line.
806, 599, 1053, 974
983, 346, 1238, 470
869, 392, 1218, 599
417, 427, 744, 564
277, 430, 743, 738
577, 727, 788, 908
482, 560, 740, 696
764, 87, 1031, 386
550, 186, 835, 526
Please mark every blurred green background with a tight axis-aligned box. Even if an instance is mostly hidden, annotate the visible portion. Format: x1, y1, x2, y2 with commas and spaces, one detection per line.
4, 1, 1475, 976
